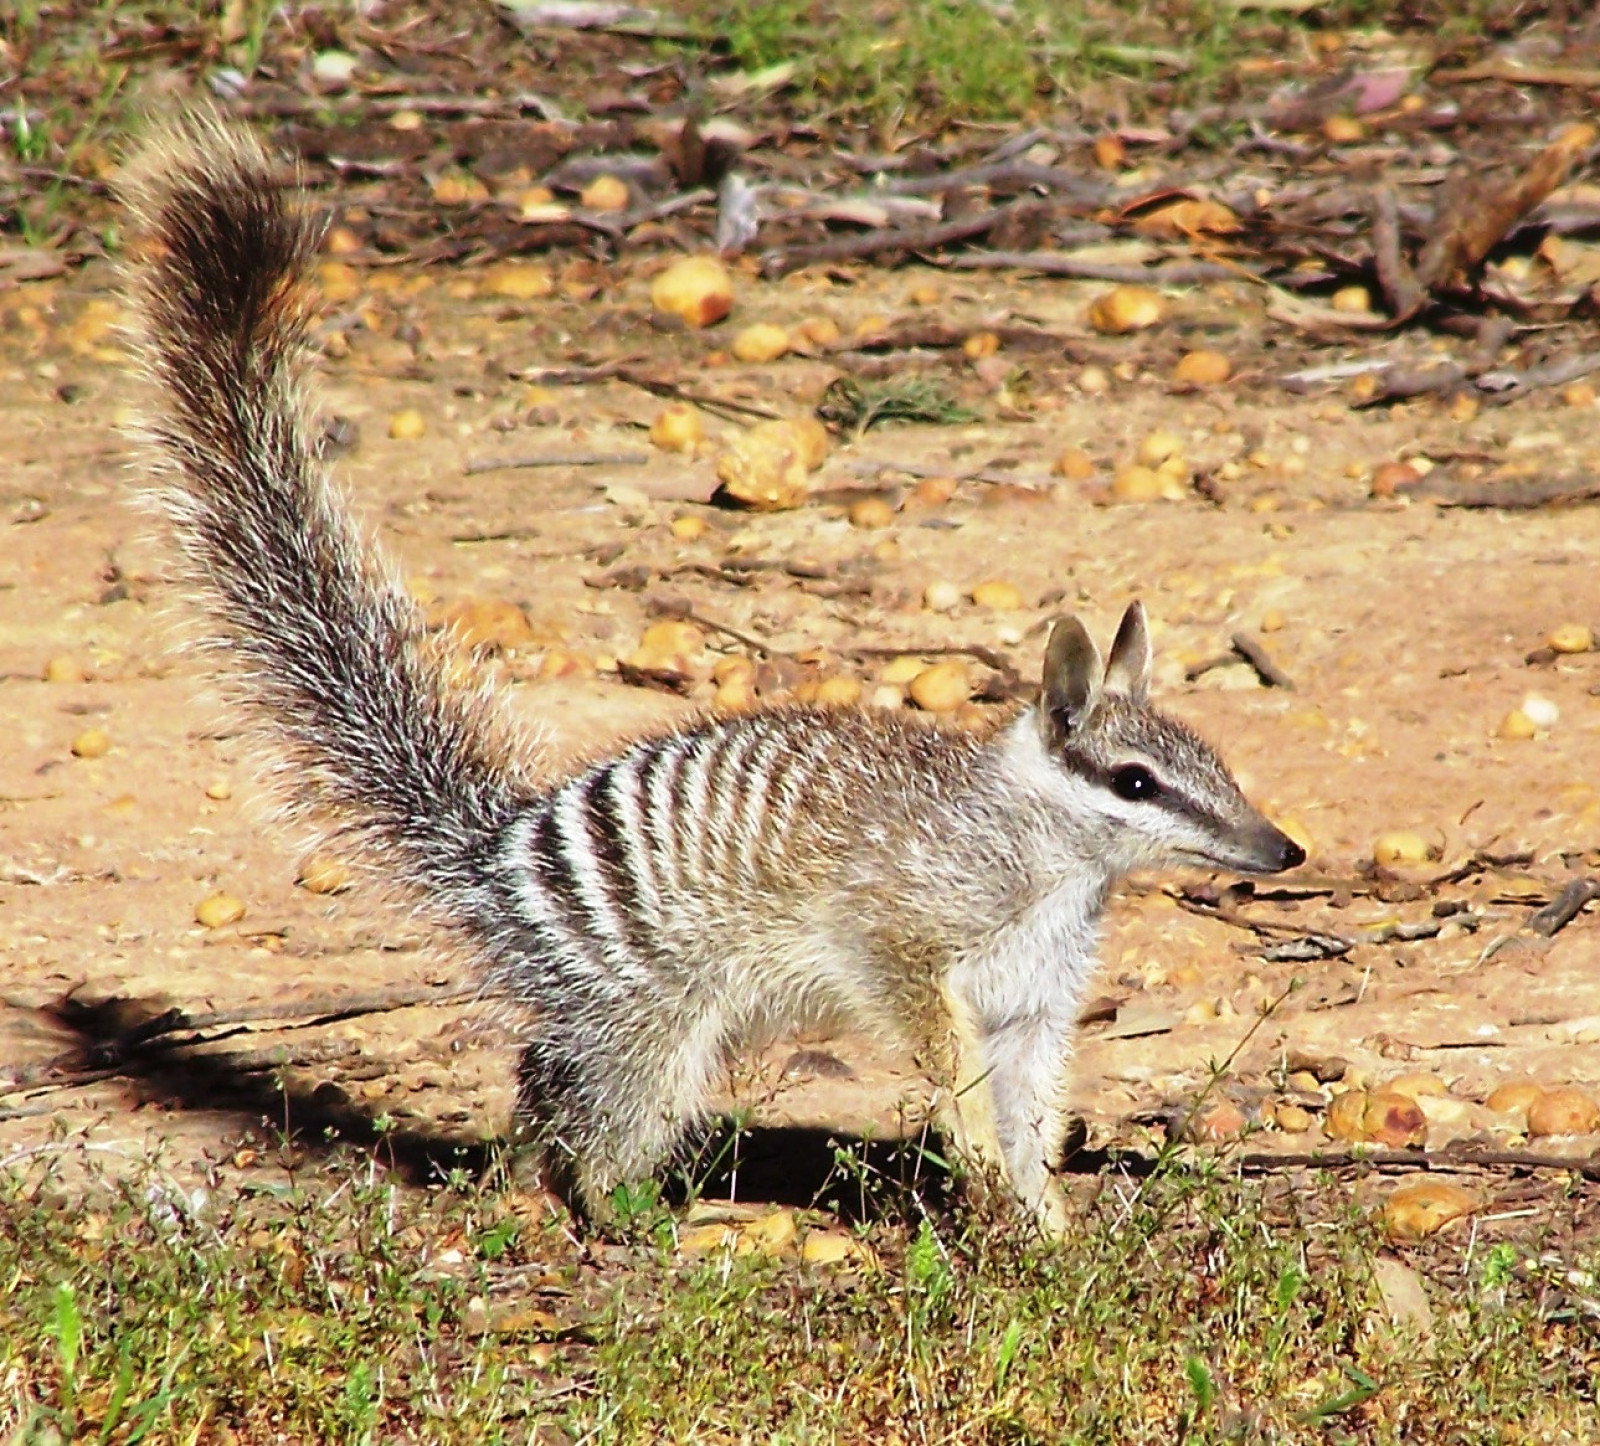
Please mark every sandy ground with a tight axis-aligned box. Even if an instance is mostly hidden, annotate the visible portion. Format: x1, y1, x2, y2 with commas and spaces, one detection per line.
3, 253, 1598, 1207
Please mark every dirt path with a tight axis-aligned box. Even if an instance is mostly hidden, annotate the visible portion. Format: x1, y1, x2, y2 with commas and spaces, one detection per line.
3, 253, 1598, 1202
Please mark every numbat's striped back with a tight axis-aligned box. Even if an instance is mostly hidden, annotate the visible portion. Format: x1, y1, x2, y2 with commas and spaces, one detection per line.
123, 109, 1303, 1234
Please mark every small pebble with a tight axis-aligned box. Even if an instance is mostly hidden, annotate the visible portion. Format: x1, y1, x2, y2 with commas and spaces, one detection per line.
205, 779, 233, 801
1330, 285, 1372, 314
735, 1208, 799, 1258
1184, 998, 1220, 1025
963, 330, 1000, 359
538, 649, 592, 679
388, 409, 427, 441
1087, 285, 1165, 334
1527, 1086, 1600, 1137
870, 684, 904, 710
909, 661, 970, 713
795, 316, 840, 347
1547, 623, 1592, 654
298, 855, 353, 895
1369, 461, 1419, 499
579, 175, 629, 212
1136, 431, 1184, 467
1275, 1103, 1314, 1133
1485, 1081, 1544, 1117
43, 655, 86, 684
71, 727, 110, 759
970, 580, 1024, 610
439, 598, 535, 653
848, 497, 895, 530
923, 580, 962, 613
195, 891, 246, 929
1172, 349, 1231, 386
1382, 1180, 1477, 1242
1322, 114, 1364, 143
1327, 1088, 1426, 1147
650, 402, 705, 454
1561, 380, 1596, 408
1186, 1100, 1246, 1142
677, 1223, 737, 1258
1052, 449, 1095, 481
731, 323, 791, 364
484, 264, 554, 301
1497, 709, 1538, 741
1076, 365, 1110, 396
911, 476, 959, 507
630, 619, 704, 672
814, 675, 863, 707
1520, 694, 1560, 728
1259, 609, 1286, 633
651, 255, 734, 329
670, 514, 707, 542
1373, 831, 1430, 866
801, 1229, 877, 1268
712, 675, 757, 712
880, 655, 925, 686
312, 49, 358, 87
1382, 1072, 1448, 1103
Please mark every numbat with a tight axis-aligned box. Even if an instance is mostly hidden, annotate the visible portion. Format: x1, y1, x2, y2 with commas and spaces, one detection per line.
121, 113, 1303, 1233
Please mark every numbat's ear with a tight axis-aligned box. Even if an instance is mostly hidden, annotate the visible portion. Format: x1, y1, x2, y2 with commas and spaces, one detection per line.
1102, 600, 1152, 704
1040, 616, 1103, 746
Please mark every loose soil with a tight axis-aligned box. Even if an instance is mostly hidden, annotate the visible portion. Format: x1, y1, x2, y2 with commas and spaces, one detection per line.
3, 250, 1598, 1216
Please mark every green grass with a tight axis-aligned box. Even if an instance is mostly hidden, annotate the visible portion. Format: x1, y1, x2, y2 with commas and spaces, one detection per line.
2, 1136, 1593, 1442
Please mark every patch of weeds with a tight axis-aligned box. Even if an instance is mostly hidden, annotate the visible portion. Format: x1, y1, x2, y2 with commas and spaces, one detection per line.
1, 1131, 1594, 1441
583, 1158, 1597, 1441
817, 373, 978, 435
0, 1140, 580, 1441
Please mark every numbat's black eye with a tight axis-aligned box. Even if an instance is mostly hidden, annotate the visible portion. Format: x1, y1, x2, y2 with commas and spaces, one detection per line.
1111, 765, 1159, 801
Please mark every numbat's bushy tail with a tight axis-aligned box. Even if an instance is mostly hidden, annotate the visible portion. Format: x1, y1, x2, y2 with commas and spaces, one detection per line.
123, 110, 1303, 1232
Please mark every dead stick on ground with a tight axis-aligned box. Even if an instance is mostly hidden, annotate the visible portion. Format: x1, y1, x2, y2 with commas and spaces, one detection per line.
1230, 631, 1295, 689
465, 451, 649, 475
760, 204, 1029, 278
837, 457, 1046, 488
1355, 361, 1469, 406
1371, 184, 1425, 320
1476, 350, 1600, 400
1527, 877, 1600, 937
1422, 475, 1600, 509
945, 251, 1250, 284
1236, 1147, 1600, 1183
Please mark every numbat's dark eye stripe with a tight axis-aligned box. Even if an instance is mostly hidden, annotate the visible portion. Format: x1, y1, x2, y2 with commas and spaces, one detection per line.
1111, 764, 1160, 801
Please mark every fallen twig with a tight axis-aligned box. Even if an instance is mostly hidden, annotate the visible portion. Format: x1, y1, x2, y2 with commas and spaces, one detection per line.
1475, 351, 1600, 400
760, 203, 1031, 278
1371, 185, 1425, 320
874, 159, 1108, 202
464, 450, 649, 475
946, 250, 1247, 284
1526, 877, 1600, 938
1421, 474, 1600, 510
1230, 631, 1295, 689
1237, 1146, 1600, 1183
1353, 360, 1469, 406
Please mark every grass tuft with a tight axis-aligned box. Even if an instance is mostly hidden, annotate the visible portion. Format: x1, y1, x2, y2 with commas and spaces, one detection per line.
1, 1135, 1593, 1441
